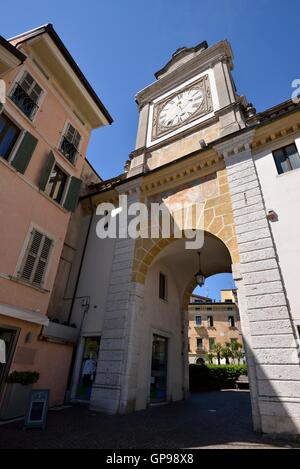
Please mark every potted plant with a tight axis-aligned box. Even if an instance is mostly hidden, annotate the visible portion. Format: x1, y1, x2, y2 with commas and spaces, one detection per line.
0, 371, 39, 420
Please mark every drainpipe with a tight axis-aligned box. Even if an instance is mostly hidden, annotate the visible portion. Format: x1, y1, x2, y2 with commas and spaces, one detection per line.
65, 195, 94, 399
67, 195, 93, 324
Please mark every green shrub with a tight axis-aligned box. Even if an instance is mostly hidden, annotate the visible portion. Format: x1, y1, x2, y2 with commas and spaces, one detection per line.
6, 371, 40, 385
189, 364, 247, 391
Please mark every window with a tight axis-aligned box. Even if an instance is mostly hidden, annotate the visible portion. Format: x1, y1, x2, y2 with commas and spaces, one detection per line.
227, 306, 233, 311
0, 114, 20, 160
209, 338, 216, 350
159, 272, 167, 300
44, 164, 68, 204
195, 307, 201, 311
196, 338, 203, 349
207, 315, 214, 327
59, 123, 81, 164
11, 71, 43, 119
273, 143, 300, 174
18, 228, 53, 286
228, 315, 235, 328
207, 307, 212, 311
195, 315, 202, 326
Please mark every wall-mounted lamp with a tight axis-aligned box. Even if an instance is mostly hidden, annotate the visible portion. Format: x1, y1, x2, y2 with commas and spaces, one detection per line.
194, 252, 206, 287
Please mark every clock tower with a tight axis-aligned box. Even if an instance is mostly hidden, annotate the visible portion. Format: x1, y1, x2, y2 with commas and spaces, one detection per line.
127, 40, 253, 176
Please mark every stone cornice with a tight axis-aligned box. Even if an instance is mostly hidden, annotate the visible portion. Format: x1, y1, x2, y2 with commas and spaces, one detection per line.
141, 150, 224, 197
213, 129, 256, 158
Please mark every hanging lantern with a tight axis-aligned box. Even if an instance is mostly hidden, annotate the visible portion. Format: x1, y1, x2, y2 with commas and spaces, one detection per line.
195, 252, 206, 287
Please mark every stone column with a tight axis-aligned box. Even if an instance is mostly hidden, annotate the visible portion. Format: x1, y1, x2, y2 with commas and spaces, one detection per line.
90, 178, 144, 414
214, 132, 300, 436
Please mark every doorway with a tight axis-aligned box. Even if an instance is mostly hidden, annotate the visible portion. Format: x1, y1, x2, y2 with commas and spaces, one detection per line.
76, 336, 100, 400
150, 334, 168, 403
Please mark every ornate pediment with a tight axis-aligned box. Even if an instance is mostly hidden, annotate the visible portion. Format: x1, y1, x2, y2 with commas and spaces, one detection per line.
154, 41, 208, 80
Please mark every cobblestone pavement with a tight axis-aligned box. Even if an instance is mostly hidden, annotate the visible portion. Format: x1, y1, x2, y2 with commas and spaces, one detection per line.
0, 390, 298, 449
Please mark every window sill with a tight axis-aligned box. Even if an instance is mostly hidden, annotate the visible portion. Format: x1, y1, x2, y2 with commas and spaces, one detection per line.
39, 189, 69, 214
56, 147, 78, 169
159, 297, 168, 303
7, 275, 49, 293
276, 167, 300, 178
0, 156, 69, 214
8, 96, 37, 125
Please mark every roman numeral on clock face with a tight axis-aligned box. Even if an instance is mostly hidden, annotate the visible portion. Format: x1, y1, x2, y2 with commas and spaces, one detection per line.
158, 86, 204, 128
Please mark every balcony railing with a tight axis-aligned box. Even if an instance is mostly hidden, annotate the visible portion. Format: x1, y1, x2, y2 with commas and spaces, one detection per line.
10, 83, 39, 119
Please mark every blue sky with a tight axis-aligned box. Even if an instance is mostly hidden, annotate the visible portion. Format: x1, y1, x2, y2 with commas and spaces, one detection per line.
2, 0, 299, 299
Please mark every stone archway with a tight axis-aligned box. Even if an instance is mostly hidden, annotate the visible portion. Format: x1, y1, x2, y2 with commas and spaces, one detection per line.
89, 136, 300, 436
133, 231, 235, 410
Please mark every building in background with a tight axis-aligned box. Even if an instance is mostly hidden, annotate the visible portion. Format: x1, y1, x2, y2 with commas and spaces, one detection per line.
188, 290, 243, 364
0, 25, 112, 418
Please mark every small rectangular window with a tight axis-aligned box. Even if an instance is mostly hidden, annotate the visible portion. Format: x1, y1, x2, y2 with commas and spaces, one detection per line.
207, 315, 214, 327
197, 338, 203, 349
209, 338, 215, 350
60, 123, 81, 164
0, 114, 20, 160
195, 315, 202, 326
159, 272, 167, 300
273, 143, 300, 174
228, 316, 235, 327
11, 71, 43, 119
18, 228, 53, 286
44, 164, 68, 204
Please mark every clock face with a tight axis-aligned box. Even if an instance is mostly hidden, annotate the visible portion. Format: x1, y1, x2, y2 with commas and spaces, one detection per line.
158, 88, 204, 128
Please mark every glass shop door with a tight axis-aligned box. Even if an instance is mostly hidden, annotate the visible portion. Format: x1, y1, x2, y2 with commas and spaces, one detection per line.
150, 334, 168, 403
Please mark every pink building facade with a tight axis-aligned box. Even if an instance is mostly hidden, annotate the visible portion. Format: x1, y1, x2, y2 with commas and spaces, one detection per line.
0, 25, 111, 415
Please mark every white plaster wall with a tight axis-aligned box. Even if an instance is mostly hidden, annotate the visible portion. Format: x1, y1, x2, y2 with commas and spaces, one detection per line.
253, 136, 300, 326
135, 259, 184, 410
71, 214, 116, 334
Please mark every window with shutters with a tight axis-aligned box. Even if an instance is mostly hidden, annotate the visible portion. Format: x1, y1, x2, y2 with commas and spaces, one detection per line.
18, 229, 53, 287
207, 315, 214, 327
196, 338, 203, 350
209, 338, 216, 350
59, 123, 81, 164
0, 114, 20, 160
44, 164, 68, 204
228, 315, 235, 328
195, 315, 202, 326
10, 71, 43, 120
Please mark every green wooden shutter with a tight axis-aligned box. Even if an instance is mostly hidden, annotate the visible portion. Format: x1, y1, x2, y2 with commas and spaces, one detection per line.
11, 131, 38, 174
63, 177, 82, 212
39, 151, 55, 191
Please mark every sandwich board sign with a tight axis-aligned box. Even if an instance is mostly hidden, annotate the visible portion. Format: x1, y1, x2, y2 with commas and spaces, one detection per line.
24, 389, 49, 430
